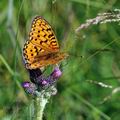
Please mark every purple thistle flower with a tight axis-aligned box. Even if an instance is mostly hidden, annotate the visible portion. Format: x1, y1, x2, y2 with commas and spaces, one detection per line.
22, 81, 37, 95
41, 80, 48, 85
29, 66, 62, 87
51, 66, 62, 79
35, 75, 54, 88
22, 81, 30, 88
22, 66, 62, 96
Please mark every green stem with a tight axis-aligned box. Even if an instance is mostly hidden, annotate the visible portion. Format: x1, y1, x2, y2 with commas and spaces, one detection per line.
33, 95, 49, 120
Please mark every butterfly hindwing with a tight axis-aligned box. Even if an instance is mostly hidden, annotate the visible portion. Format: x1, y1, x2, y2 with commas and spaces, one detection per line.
25, 52, 68, 69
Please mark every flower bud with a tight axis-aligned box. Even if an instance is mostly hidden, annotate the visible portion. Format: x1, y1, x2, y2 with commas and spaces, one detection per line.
22, 81, 37, 95
51, 67, 62, 79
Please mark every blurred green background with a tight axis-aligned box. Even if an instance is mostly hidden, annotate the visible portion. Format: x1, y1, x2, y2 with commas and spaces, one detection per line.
0, 0, 120, 120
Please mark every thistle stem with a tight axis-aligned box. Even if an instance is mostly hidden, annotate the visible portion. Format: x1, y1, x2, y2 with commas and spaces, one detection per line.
33, 95, 49, 120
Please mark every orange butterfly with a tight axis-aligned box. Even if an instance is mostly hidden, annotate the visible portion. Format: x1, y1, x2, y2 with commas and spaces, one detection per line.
23, 16, 68, 69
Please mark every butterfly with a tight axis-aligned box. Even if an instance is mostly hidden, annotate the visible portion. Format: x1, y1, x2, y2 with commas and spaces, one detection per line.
23, 16, 68, 69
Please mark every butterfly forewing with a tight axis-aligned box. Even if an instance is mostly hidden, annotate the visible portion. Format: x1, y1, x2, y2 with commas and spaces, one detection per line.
29, 16, 59, 52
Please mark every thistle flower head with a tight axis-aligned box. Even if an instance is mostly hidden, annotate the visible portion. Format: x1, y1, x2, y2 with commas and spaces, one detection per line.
22, 66, 62, 96
51, 66, 62, 79
22, 81, 37, 95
